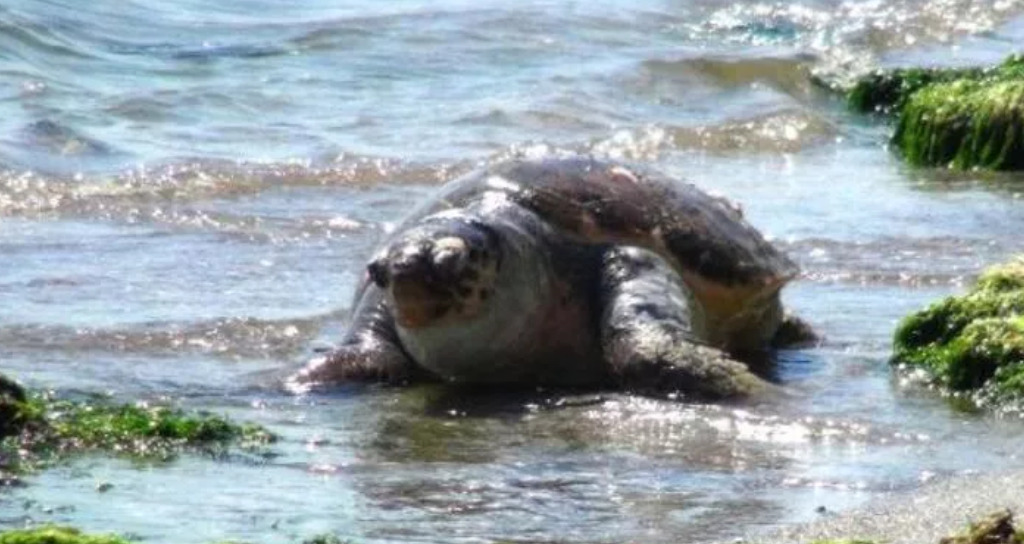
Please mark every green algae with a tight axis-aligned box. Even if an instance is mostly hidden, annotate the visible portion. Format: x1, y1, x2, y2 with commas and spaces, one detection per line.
847, 55, 1024, 114
894, 79, 1024, 170
0, 527, 352, 544
21, 395, 275, 456
975, 257, 1024, 293
893, 257, 1024, 408
0, 526, 132, 544
843, 55, 1024, 170
0, 380, 276, 476
847, 66, 984, 115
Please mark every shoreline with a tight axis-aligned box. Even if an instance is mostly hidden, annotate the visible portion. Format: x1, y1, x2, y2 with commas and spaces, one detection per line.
746, 468, 1024, 544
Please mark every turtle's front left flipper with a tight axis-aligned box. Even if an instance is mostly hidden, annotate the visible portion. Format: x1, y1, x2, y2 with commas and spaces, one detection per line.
287, 289, 433, 390
600, 247, 774, 399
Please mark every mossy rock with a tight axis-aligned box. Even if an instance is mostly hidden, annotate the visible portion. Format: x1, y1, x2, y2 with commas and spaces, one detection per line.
0, 526, 132, 544
0, 527, 350, 544
0, 374, 28, 439
844, 55, 1024, 170
939, 510, 1024, 544
847, 66, 984, 115
893, 257, 1024, 406
0, 380, 276, 475
894, 79, 1024, 170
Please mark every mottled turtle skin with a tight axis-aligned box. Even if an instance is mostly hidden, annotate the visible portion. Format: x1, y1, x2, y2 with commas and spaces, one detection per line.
291, 157, 807, 398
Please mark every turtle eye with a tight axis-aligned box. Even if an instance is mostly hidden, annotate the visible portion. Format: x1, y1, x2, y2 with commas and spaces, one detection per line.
367, 258, 390, 288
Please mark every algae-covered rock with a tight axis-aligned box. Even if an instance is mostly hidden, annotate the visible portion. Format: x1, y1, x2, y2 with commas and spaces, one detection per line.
0, 374, 28, 439
23, 395, 277, 457
847, 66, 984, 115
894, 79, 1024, 170
893, 257, 1024, 406
0, 380, 276, 475
0, 527, 351, 544
844, 55, 1024, 170
0, 526, 132, 544
939, 509, 1023, 544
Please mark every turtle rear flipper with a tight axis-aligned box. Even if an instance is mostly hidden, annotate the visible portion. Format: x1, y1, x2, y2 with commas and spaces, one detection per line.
600, 247, 774, 399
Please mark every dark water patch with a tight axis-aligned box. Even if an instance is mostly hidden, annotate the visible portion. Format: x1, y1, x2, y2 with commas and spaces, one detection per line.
0, 8, 98, 63
111, 42, 288, 62
102, 95, 184, 123
288, 23, 375, 52
19, 120, 114, 157
0, 121, 128, 176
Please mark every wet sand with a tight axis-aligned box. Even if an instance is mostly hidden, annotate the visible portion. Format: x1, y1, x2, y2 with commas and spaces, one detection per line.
750, 468, 1024, 544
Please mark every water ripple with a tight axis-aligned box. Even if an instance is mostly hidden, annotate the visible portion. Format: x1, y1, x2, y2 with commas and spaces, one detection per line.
0, 312, 338, 359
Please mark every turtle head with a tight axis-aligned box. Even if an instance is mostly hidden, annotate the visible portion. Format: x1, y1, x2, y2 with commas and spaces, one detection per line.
367, 215, 502, 330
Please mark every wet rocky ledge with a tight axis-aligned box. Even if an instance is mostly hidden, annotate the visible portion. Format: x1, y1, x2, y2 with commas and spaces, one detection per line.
0, 527, 349, 544
0, 373, 276, 486
892, 256, 1024, 414
826, 55, 1024, 171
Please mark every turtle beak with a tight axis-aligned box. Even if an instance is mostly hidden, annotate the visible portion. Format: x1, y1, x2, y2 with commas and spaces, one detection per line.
368, 246, 456, 329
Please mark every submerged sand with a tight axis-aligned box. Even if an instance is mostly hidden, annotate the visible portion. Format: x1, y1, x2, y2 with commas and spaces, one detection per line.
747, 469, 1024, 544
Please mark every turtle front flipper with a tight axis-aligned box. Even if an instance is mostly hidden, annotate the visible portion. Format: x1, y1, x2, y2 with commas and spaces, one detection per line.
600, 247, 774, 399
287, 288, 434, 391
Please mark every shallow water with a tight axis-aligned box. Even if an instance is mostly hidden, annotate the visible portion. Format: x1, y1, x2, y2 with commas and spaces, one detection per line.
3, 1, 1024, 543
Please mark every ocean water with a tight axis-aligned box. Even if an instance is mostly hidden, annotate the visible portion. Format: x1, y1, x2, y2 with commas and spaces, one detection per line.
3, 1, 1024, 543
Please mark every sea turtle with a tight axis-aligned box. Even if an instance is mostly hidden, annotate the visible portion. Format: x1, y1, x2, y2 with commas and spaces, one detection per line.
290, 157, 809, 398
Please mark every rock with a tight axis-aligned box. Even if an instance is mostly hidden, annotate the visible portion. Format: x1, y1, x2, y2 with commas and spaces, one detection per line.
939, 509, 1022, 544
895, 78, 1024, 170
892, 257, 1024, 408
842, 55, 1024, 171
0, 373, 27, 439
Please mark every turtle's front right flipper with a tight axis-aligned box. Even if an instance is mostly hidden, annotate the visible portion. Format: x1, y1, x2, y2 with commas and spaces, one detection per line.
599, 247, 774, 400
